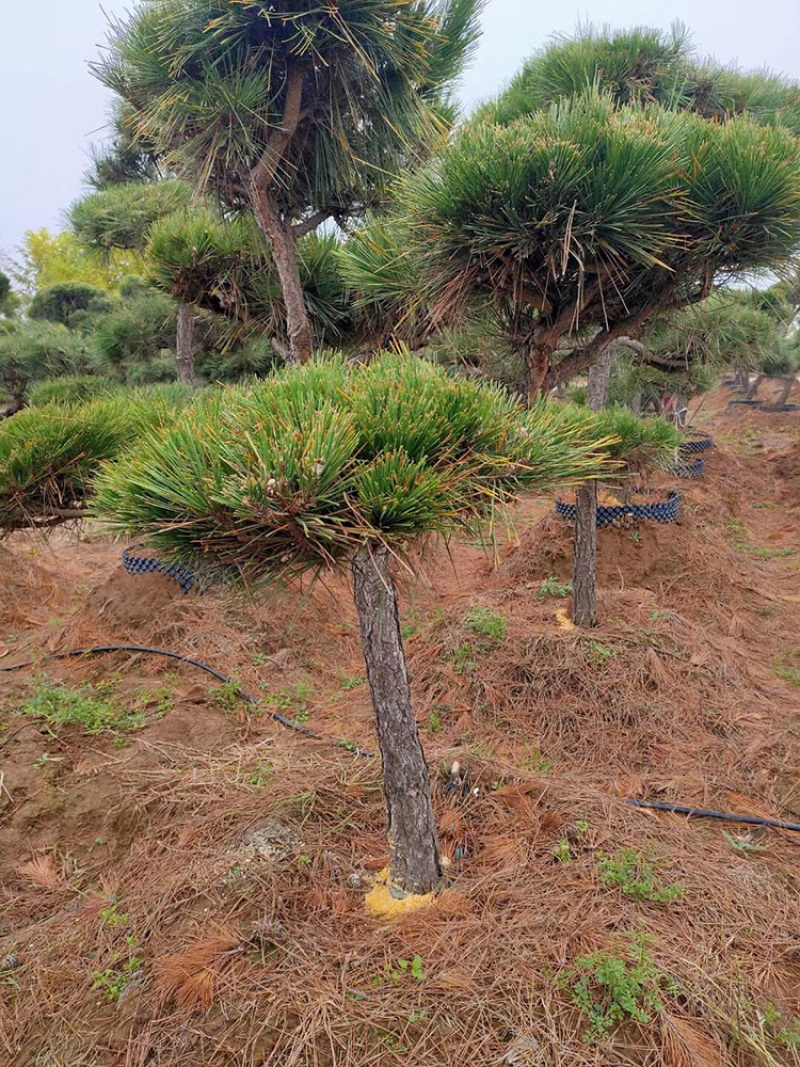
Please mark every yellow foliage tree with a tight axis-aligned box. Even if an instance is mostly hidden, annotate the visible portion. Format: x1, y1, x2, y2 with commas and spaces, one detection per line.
14, 230, 142, 294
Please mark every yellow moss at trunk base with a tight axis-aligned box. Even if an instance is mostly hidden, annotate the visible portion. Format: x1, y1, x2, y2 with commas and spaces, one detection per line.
365, 867, 436, 917
556, 610, 575, 631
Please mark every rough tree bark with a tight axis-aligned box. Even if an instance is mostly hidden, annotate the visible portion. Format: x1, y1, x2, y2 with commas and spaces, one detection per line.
251, 189, 313, 364
175, 302, 196, 386
777, 376, 796, 407
247, 64, 314, 365
573, 350, 612, 628
352, 544, 442, 896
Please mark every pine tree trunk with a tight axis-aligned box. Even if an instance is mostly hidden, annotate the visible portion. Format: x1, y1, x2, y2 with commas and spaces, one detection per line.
778, 376, 795, 407
351, 544, 442, 896
176, 302, 196, 385
573, 483, 598, 628
586, 348, 613, 410
572, 353, 609, 628
524, 344, 552, 404
252, 189, 313, 364
745, 375, 764, 401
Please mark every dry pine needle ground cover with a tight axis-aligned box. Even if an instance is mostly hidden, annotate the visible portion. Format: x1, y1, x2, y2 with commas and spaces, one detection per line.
0, 383, 799, 1067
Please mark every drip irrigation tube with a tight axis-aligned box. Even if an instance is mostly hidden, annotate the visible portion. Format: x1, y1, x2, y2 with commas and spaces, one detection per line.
0, 645, 373, 759
3, 646, 798, 837
627, 798, 800, 833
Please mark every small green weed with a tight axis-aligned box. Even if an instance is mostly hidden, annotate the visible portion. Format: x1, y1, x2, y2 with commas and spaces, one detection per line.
538, 576, 573, 601
424, 706, 449, 734
736, 545, 795, 560
566, 933, 673, 1043
588, 641, 616, 665
763, 1004, 800, 1048
339, 674, 366, 691
263, 683, 314, 724
465, 607, 508, 642
91, 956, 142, 1002
629, 531, 642, 544
723, 831, 766, 855
553, 839, 573, 864
777, 1022, 800, 1049
99, 903, 130, 929
390, 955, 427, 982
379, 1033, 410, 1054
452, 642, 477, 674
519, 746, 552, 775
139, 687, 175, 717
726, 519, 749, 540
214, 681, 249, 714
23, 679, 146, 736
249, 764, 273, 788
774, 663, 800, 686
33, 753, 63, 770
598, 848, 684, 904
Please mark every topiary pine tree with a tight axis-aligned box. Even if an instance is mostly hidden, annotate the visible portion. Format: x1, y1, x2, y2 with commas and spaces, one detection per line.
92, 353, 617, 897
343, 91, 800, 401
70, 181, 204, 382
92, 0, 484, 365
481, 23, 800, 133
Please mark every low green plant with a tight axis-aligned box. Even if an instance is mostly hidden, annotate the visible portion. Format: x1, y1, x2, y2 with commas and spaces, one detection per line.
465, 606, 508, 641
723, 831, 766, 855
566, 933, 673, 1043
248, 764, 273, 788
339, 674, 366, 691
763, 1004, 800, 1048
33, 752, 63, 769
735, 544, 795, 559
538, 575, 573, 601
598, 848, 685, 904
777, 1022, 800, 1049
588, 641, 616, 665
424, 706, 448, 734
263, 683, 314, 724
99, 903, 131, 929
391, 955, 427, 982
91, 955, 142, 1002
554, 839, 573, 864
23, 679, 146, 736
452, 642, 477, 674
519, 746, 553, 774
774, 664, 800, 686
214, 681, 249, 714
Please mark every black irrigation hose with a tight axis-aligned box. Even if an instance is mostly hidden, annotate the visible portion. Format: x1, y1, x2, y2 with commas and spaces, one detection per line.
0, 645, 374, 759
627, 799, 800, 833
4, 648, 798, 836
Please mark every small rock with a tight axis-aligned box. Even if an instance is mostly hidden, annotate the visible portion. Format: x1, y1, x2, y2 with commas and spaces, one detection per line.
1, 953, 21, 972
239, 818, 303, 863
502, 1034, 544, 1067
346, 873, 365, 889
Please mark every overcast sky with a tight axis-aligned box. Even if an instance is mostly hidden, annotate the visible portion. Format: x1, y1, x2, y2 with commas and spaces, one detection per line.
1, 0, 798, 260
